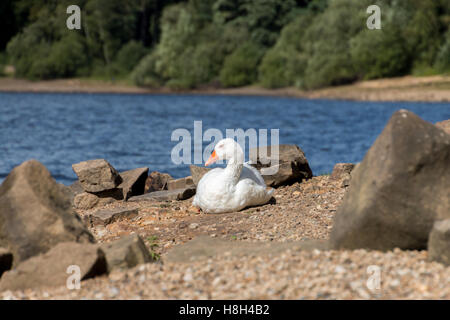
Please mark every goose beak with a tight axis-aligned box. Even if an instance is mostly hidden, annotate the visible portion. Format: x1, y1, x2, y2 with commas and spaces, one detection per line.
205, 150, 219, 166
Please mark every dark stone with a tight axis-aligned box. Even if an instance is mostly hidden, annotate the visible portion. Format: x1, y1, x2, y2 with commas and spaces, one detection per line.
145, 171, 172, 193
249, 144, 313, 187
117, 167, 149, 200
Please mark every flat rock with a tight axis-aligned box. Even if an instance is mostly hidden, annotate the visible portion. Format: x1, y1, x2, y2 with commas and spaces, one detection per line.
428, 219, 450, 266
165, 236, 328, 263
0, 248, 13, 278
0, 160, 95, 266
72, 159, 122, 193
249, 144, 313, 187
84, 207, 139, 227
167, 176, 194, 190
129, 188, 196, 202
144, 171, 172, 193
330, 110, 450, 251
190, 165, 211, 186
117, 167, 149, 200
436, 119, 450, 134
101, 234, 153, 272
0, 242, 107, 291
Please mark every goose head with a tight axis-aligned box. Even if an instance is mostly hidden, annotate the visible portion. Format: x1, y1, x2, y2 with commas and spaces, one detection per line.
205, 138, 244, 166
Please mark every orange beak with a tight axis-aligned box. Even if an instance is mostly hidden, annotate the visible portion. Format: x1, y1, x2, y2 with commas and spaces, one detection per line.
205, 150, 219, 166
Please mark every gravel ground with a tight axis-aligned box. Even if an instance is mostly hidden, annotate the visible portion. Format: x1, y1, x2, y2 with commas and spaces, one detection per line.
2, 175, 449, 300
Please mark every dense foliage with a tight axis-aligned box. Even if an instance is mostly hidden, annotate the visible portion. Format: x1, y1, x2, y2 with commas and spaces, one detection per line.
2, 0, 450, 88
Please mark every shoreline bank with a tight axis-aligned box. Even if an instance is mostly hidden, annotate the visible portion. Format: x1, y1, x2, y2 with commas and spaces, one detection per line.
0, 75, 449, 102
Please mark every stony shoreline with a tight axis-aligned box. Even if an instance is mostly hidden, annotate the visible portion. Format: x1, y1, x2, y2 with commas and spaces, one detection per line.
2, 177, 450, 300
0, 75, 449, 102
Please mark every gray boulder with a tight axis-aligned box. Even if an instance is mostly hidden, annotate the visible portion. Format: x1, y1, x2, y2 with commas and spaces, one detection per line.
72, 159, 122, 193
101, 234, 153, 272
249, 144, 313, 187
330, 110, 450, 251
0, 242, 107, 291
0, 160, 95, 266
428, 219, 450, 266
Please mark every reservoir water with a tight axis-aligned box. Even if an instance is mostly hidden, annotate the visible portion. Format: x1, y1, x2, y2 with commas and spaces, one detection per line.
0, 92, 449, 185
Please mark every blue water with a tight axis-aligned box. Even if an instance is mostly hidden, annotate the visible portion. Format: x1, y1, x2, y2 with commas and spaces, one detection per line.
0, 92, 449, 185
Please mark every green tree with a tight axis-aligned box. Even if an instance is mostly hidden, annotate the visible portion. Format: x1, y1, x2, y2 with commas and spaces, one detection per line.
258, 12, 314, 88
220, 41, 264, 87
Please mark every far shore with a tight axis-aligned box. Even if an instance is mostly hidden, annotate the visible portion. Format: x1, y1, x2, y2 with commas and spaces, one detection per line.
0, 75, 449, 102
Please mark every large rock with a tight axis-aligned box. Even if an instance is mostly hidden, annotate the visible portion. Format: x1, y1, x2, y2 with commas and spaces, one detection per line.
249, 144, 313, 187
0, 242, 107, 291
72, 159, 122, 193
436, 119, 450, 134
0, 248, 13, 278
167, 176, 194, 190
190, 165, 211, 186
428, 219, 450, 266
145, 171, 172, 193
101, 234, 153, 272
117, 167, 149, 200
0, 160, 95, 266
330, 110, 450, 251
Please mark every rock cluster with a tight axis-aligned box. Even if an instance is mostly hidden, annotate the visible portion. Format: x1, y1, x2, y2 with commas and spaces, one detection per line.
0, 160, 154, 291
71, 159, 149, 209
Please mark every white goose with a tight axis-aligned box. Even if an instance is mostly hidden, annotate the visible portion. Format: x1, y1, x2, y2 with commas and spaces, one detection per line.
193, 138, 274, 213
